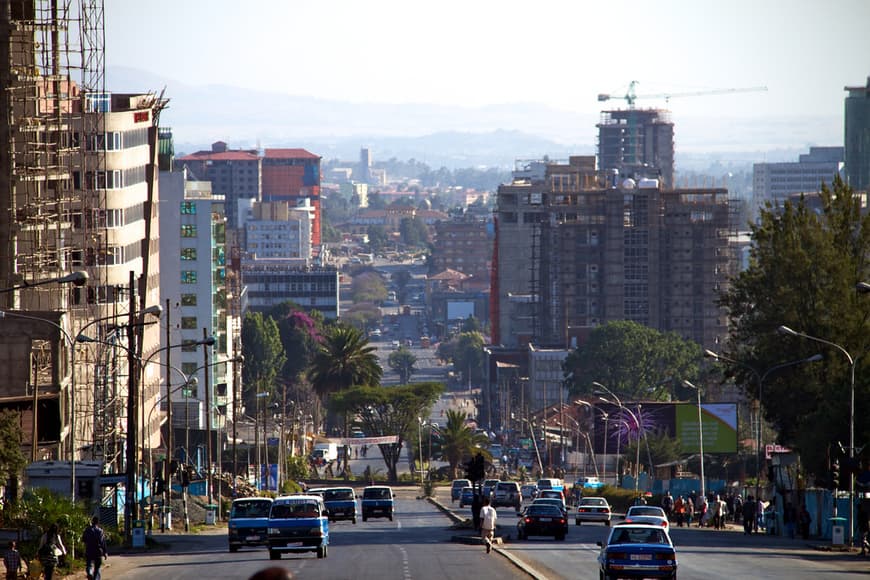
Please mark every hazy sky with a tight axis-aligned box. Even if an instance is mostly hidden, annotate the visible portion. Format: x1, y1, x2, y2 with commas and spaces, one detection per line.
106, 0, 869, 121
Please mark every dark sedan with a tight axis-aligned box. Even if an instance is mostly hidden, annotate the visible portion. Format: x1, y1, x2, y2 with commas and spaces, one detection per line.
597, 524, 677, 579
517, 504, 568, 541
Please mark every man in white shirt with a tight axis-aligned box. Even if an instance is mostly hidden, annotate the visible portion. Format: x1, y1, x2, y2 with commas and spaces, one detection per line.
480, 496, 497, 554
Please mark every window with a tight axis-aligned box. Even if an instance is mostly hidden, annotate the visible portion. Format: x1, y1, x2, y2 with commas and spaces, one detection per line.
181, 294, 197, 306
181, 317, 198, 330
181, 248, 197, 261
181, 225, 197, 238
181, 339, 199, 353
181, 271, 197, 284
181, 202, 196, 215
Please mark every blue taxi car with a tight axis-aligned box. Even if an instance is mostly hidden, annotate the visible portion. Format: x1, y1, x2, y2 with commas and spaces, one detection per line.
267, 495, 330, 559
228, 497, 273, 552
321, 487, 357, 524
361, 485, 394, 521
597, 524, 677, 579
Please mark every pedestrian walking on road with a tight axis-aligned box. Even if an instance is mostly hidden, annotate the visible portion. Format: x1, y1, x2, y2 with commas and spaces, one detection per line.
3, 541, 25, 580
674, 496, 686, 527
798, 504, 811, 540
857, 504, 869, 556
742, 496, 756, 535
686, 497, 695, 527
37, 523, 65, 580
480, 496, 497, 554
471, 492, 483, 532
82, 516, 108, 580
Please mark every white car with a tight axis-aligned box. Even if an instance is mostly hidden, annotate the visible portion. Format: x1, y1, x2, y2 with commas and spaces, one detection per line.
575, 496, 612, 526
624, 505, 669, 528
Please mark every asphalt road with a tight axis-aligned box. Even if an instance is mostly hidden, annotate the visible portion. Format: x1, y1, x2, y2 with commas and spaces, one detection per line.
437, 487, 870, 580
95, 489, 525, 580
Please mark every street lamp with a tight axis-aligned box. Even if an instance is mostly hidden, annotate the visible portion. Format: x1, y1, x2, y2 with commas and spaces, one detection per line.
593, 382, 643, 497
417, 417, 425, 490
682, 381, 706, 501
521, 418, 545, 475
575, 401, 608, 483
0, 270, 88, 295
703, 349, 822, 501
777, 324, 858, 545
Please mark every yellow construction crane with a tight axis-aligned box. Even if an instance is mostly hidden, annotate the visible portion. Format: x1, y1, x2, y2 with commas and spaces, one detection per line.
598, 80, 768, 108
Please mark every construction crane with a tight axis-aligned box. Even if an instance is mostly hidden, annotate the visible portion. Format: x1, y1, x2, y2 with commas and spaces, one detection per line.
598, 80, 768, 108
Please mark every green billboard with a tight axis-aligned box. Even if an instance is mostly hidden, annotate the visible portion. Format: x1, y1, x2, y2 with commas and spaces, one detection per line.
675, 403, 737, 453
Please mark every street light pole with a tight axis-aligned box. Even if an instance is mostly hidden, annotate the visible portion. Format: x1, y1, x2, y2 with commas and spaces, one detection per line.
682, 381, 706, 501
594, 382, 642, 497
777, 324, 857, 545
703, 349, 823, 502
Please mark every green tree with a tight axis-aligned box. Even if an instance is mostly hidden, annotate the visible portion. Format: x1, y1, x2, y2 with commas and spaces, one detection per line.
307, 325, 382, 403
563, 320, 702, 401
388, 346, 418, 384
392, 270, 412, 303
460, 316, 482, 333
438, 331, 486, 385
342, 302, 383, 332
399, 217, 429, 247
0, 410, 26, 487
366, 224, 390, 251
331, 382, 443, 482
267, 303, 324, 383
438, 409, 491, 479
718, 177, 870, 476
241, 312, 287, 412
351, 271, 388, 305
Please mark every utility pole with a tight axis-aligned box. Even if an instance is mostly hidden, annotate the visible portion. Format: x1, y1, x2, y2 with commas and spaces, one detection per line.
163, 298, 171, 532
203, 328, 212, 511
124, 272, 138, 543
232, 340, 240, 498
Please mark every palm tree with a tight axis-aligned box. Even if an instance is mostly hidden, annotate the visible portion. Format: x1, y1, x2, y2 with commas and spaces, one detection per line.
388, 346, 417, 384
439, 409, 491, 479
308, 325, 382, 432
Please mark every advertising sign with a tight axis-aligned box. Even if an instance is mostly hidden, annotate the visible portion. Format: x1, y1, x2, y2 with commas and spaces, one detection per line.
675, 403, 737, 453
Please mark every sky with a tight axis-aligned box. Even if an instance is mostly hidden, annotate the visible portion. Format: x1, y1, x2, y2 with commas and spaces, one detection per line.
105, 0, 869, 120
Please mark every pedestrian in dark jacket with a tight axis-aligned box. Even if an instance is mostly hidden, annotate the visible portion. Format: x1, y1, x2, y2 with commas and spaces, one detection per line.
82, 516, 108, 580
471, 492, 483, 531
742, 496, 756, 535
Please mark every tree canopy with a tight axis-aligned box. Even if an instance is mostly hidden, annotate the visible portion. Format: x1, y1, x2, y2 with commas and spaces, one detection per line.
330, 382, 443, 481
388, 346, 418, 384
717, 176, 870, 476
563, 320, 702, 402
307, 325, 382, 402
437, 409, 491, 480
241, 311, 287, 411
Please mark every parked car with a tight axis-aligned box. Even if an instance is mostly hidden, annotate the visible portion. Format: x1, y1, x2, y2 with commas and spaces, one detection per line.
517, 503, 568, 541
531, 497, 567, 517
492, 481, 522, 510
321, 487, 357, 524
520, 484, 538, 501
267, 495, 329, 559
362, 485, 395, 521
575, 496, 612, 526
459, 487, 475, 508
228, 497, 273, 552
597, 524, 677, 579
575, 476, 604, 490
451, 479, 471, 503
624, 505, 669, 529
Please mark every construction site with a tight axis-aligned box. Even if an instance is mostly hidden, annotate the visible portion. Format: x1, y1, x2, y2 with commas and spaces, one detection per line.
0, 0, 166, 530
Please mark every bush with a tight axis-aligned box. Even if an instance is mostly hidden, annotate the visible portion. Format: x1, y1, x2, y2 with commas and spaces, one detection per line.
10, 488, 90, 566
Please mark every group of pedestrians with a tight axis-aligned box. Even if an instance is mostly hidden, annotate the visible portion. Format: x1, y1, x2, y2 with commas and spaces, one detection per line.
2, 516, 108, 580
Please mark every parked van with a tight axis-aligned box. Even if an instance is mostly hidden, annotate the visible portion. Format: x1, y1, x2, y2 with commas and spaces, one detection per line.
267, 494, 330, 559
228, 497, 273, 552
536, 478, 565, 492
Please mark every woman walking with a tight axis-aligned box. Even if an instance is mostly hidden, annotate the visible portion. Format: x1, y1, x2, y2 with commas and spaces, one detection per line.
37, 523, 66, 580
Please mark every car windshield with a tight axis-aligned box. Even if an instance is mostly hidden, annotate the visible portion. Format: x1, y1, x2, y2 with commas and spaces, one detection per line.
610, 527, 669, 545
496, 483, 515, 490
527, 505, 562, 517
230, 500, 272, 518
452, 480, 470, 488
364, 488, 392, 500
581, 499, 607, 507
271, 502, 320, 519
323, 489, 354, 501
534, 499, 563, 508
629, 507, 665, 517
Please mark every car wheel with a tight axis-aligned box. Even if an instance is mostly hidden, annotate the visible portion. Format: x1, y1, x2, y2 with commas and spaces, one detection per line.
269, 550, 280, 560
557, 534, 565, 541
317, 545, 326, 559
389, 513, 393, 521
605, 520, 610, 527
576, 519, 581, 526
353, 517, 357, 524
229, 545, 238, 553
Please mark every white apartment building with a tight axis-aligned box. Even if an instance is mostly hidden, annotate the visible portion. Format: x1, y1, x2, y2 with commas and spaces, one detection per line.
159, 167, 236, 467
528, 345, 568, 412
752, 146, 844, 206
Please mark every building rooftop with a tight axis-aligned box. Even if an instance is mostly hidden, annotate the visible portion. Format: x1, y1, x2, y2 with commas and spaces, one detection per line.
263, 148, 320, 160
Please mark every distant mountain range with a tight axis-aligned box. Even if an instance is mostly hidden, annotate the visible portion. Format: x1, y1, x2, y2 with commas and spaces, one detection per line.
109, 66, 841, 170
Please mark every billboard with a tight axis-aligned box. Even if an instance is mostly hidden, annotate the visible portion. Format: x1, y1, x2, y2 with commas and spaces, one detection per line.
587, 401, 738, 454
675, 403, 738, 454
447, 300, 475, 320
